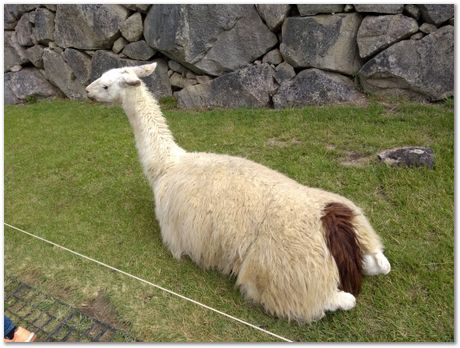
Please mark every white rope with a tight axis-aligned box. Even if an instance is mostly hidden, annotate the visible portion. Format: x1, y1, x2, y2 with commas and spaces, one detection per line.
4, 223, 293, 343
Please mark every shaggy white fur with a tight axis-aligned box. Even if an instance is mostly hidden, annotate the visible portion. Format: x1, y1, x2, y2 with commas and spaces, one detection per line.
86, 63, 391, 323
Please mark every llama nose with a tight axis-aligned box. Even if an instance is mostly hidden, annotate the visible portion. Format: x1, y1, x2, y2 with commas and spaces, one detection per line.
85, 88, 94, 100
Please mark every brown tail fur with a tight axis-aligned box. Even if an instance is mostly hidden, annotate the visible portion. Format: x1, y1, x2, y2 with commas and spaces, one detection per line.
321, 202, 363, 296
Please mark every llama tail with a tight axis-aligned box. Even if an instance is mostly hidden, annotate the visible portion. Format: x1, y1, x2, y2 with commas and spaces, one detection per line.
321, 202, 363, 296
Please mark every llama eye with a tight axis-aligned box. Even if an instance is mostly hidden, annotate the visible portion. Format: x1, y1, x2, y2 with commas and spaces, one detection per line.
103, 86, 108, 90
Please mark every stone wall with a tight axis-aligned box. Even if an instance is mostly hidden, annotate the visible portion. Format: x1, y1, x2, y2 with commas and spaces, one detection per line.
4, 4, 454, 107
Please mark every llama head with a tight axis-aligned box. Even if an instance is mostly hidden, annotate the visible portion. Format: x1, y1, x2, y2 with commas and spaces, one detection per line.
86, 62, 157, 103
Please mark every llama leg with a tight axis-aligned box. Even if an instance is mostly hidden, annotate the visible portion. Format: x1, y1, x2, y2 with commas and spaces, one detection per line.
350, 211, 391, 275
362, 252, 391, 275
325, 291, 356, 312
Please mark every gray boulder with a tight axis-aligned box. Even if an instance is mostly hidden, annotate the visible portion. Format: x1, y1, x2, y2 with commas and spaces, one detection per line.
89, 51, 171, 98
5, 68, 61, 103
4, 5, 18, 30
4, 42, 20, 72
54, 4, 128, 49
357, 15, 418, 59
4, 4, 38, 30
280, 14, 362, 75
122, 40, 156, 61
404, 4, 421, 20
4, 31, 28, 71
358, 26, 454, 101
297, 5, 345, 15
24, 45, 45, 68
262, 48, 283, 65
144, 5, 278, 76
15, 13, 34, 47
419, 4, 454, 26
112, 37, 128, 54
43, 49, 88, 99
378, 147, 434, 169
274, 62, 296, 84
419, 23, 437, 34
120, 12, 143, 42
4, 74, 22, 104
4, 4, 37, 18
176, 63, 277, 108
33, 8, 55, 44
273, 68, 366, 108
255, 4, 290, 31
63, 48, 92, 85
3, 31, 28, 71
354, 5, 404, 14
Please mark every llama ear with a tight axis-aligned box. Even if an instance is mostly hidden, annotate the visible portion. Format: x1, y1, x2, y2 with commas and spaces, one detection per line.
132, 63, 157, 77
121, 74, 141, 87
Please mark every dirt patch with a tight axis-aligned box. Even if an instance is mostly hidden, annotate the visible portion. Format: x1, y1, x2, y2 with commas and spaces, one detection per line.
340, 151, 373, 167
265, 137, 303, 148
80, 292, 126, 330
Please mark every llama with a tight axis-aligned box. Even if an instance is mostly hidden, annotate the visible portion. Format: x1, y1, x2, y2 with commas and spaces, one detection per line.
86, 63, 391, 323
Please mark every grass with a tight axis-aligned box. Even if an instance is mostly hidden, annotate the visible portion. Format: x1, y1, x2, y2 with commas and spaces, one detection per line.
4, 97, 454, 342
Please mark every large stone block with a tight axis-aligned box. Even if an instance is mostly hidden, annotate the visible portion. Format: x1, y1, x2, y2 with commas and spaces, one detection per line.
4, 31, 28, 71
54, 4, 128, 49
63, 48, 92, 85
358, 26, 454, 101
5, 68, 61, 103
280, 14, 362, 75
144, 5, 277, 76
89, 50, 171, 98
274, 62, 295, 84
15, 13, 34, 47
120, 12, 143, 42
4, 5, 19, 29
255, 4, 290, 31
24, 45, 45, 69
273, 68, 366, 108
33, 7, 55, 44
4, 74, 22, 104
43, 49, 87, 99
122, 40, 156, 61
378, 147, 434, 168
354, 5, 404, 14
297, 4, 345, 15
418, 4, 454, 26
357, 14, 418, 59
176, 63, 277, 108
4, 4, 38, 30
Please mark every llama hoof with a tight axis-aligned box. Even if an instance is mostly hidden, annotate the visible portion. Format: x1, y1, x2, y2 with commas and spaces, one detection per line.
326, 291, 356, 312
362, 252, 391, 275
336, 291, 356, 311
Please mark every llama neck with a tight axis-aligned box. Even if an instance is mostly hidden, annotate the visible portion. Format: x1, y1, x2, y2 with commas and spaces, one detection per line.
121, 85, 184, 183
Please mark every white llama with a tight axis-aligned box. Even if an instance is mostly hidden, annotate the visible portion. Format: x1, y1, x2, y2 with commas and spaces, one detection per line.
86, 63, 391, 323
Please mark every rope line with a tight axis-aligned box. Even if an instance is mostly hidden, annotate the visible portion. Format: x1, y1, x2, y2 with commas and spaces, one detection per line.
4, 223, 293, 343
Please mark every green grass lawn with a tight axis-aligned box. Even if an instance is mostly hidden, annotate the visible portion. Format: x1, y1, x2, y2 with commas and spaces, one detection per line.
4, 98, 454, 342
